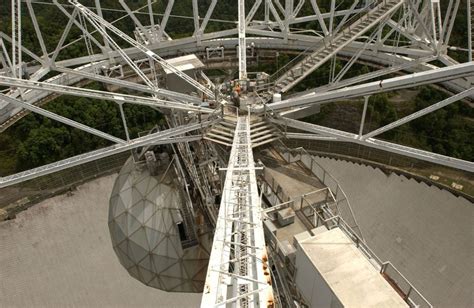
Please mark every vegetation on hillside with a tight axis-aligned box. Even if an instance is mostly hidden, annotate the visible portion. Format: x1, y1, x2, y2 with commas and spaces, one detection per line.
305, 86, 473, 162
0, 84, 163, 176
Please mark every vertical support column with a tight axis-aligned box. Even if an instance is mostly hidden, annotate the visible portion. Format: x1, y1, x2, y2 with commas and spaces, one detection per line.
118, 102, 130, 141
284, 0, 293, 41
429, 0, 437, 44
192, 0, 200, 37
443, 0, 461, 49
0, 38, 13, 75
264, 0, 270, 22
329, 0, 336, 35
436, 2, 442, 45
158, 0, 174, 41
359, 96, 370, 137
95, 0, 114, 64
468, 0, 473, 62
238, 0, 247, 80
147, 0, 155, 34
11, 0, 21, 79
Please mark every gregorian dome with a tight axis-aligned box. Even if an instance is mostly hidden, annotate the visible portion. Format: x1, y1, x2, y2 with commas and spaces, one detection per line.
108, 150, 212, 292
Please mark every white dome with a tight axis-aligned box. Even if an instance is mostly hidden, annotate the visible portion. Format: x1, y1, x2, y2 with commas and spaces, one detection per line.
109, 158, 211, 292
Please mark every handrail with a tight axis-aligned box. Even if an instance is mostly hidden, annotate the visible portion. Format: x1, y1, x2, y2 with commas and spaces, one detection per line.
268, 0, 394, 87
269, 43, 320, 82
314, 210, 432, 308
381, 261, 433, 308
260, 156, 431, 308
274, 141, 364, 238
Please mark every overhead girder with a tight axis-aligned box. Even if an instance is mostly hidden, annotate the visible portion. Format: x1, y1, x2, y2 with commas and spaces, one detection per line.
68, 0, 215, 99
0, 119, 218, 188
273, 117, 474, 173
46, 36, 433, 70
0, 0, 471, 182
53, 66, 203, 105
0, 75, 213, 114
269, 0, 406, 94
362, 87, 474, 139
0, 93, 126, 144
0, 32, 471, 131
1, 37, 471, 128
0, 0, 458, 75
268, 62, 474, 111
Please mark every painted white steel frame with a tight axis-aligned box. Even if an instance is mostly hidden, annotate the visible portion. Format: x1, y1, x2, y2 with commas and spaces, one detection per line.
0, 75, 213, 114
202, 116, 272, 308
275, 117, 474, 172
0, 119, 216, 188
0, 1, 472, 305
269, 62, 474, 111
238, 0, 247, 80
0, 0, 470, 177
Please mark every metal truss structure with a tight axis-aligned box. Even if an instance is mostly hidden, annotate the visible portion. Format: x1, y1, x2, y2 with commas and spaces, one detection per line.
0, 0, 473, 306
202, 115, 272, 307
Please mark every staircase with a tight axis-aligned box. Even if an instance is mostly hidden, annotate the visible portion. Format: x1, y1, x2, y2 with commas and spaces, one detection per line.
249, 119, 282, 148
204, 115, 237, 147
263, 0, 403, 101
205, 115, 282, 148
171, 153, 199, 249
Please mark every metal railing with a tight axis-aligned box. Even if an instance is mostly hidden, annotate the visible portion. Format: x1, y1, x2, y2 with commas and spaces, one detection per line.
260, 156, 431, 308
313, 211, 432, 308
381, 261, 433, 308
274, 142, 364, 239
283, 138, 474, 200
261, 168, 293, 206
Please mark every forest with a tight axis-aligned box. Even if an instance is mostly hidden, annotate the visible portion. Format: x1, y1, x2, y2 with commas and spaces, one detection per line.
0, 1, 472, 176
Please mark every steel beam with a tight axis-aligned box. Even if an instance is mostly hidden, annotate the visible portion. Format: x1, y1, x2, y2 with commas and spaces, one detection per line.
0, 93, 125, 144
0, 76, 213, 114
69, 0, 215, 99
269, 62, 474, 111
0, 120, 215, 188
53, 66, 202, 104
202, 116, 273, 308
468, 0, 473, 62
273, 117, 474, 172
238, 0, 247, 80
362, 87, 474, 139
359, 96, 369, 137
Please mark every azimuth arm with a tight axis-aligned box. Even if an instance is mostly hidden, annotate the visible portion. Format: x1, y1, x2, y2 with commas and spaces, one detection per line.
0, 76, 213, 114
269, 62, 474, 111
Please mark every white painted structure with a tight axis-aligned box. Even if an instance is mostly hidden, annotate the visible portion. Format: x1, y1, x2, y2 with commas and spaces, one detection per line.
201, 116, 273, 307
294, 228, 408, 308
